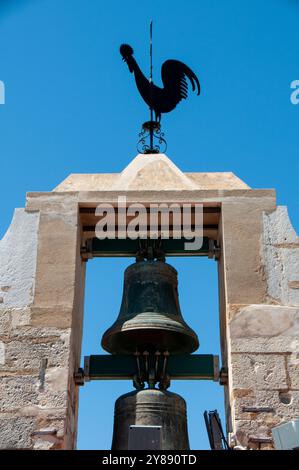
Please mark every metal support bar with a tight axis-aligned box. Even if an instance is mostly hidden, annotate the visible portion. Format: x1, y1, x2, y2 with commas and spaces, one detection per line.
75, 354, 219, 385
81, 237, 220, 260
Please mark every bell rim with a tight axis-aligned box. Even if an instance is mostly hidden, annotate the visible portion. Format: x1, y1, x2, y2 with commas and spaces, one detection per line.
101, 326, 199, 355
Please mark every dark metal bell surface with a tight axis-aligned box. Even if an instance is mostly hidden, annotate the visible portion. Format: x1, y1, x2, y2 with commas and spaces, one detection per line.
112, 389, 190, 450
101, 261, 199, 354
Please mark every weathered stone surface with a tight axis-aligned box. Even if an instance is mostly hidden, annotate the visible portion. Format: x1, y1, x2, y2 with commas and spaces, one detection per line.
0, 368, 69, 412
263, 206, 299, 306
37, 367, 68, 409
11, 308, 31, 328
0, 376, 39, 411
0, 209, 39, 308
287, 354, 299, 389
263, 206, 298, 245
229, 305, 299, 353
0, 415, 34, 449
0, 342, 5, 365
265, 245, 299, 306
230, 354, 287, 390
231, 337, 299, 354
32, 436, 60, 450
8, 325, 70, 340
31, 420, 65, 449
230, 305, 299, 338
0, 309, 11, 333
233, 389, 299, 418
233, 419, 275, 448
18, 405, 66, 418
0, 336, 70, 371
187, 172, 249, 190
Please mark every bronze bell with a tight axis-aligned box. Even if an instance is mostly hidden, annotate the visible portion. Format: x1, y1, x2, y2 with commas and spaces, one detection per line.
101, 260, 199, 354
111, 389, 190, 450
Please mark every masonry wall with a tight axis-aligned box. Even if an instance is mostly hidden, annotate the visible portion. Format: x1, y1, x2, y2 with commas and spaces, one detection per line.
0, 203, 85, 449
221, 205, 299, 449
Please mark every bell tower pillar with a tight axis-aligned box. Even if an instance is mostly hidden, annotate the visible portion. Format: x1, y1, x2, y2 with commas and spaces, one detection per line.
220, 201, 299, 449
0, 194, 85, 449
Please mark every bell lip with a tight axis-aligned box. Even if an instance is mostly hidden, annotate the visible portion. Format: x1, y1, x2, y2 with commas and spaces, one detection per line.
102, 320, 199, 338
101, 328, 199, 355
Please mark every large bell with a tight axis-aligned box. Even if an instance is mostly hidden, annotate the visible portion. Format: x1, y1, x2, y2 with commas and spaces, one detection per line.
112, 389, 190, 450
101, 260, 199, 354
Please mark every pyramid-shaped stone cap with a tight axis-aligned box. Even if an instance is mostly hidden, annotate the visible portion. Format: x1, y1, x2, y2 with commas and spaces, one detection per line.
111, 153, 199, 191
54, 153, 249, 191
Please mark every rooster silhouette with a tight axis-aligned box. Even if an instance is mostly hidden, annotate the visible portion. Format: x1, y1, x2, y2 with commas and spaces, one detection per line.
120, 44, 200, 122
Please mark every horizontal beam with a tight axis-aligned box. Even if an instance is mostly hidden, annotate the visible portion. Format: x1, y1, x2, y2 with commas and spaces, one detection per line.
78, 354, 219, 383
79, 207, 221, 214
82, 237, 220, 259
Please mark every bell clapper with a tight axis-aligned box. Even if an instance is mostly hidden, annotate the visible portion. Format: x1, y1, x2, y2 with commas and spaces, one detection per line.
135, 239, 166, 263
133, 374, 144, 391
131, 350, 172, 390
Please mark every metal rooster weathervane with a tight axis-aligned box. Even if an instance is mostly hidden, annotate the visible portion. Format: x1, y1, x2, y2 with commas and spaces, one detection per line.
120, 21, 200, 154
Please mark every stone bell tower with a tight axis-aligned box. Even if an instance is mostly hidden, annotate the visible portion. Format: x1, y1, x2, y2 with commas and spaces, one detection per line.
0, 153, 298, 449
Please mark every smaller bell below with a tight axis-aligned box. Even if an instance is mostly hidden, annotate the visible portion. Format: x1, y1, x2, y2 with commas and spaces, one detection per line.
112, 389, 190, 450
101, 260, 199, 354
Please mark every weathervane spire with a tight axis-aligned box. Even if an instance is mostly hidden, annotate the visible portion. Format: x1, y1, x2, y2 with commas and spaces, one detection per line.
149, 20, 154, 149
149, 19, 153, 84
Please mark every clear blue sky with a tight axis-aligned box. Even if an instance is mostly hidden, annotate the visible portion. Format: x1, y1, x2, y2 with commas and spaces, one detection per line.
0, 0, 298, 450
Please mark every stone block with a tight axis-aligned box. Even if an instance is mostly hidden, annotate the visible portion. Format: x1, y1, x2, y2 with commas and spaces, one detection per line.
230, 353, 287, 390
0, 416, 35, 449
0, 376, 38, 411
9, 325, 70, 341
229, 305, 299, 353
221, 201, 274, 305
0, 309, 11, 334
0, 337, 70, 371
31, 209, 81, 329
230, 305, 299, 338
11, 308, 31, 328
30, 306, 74, 328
